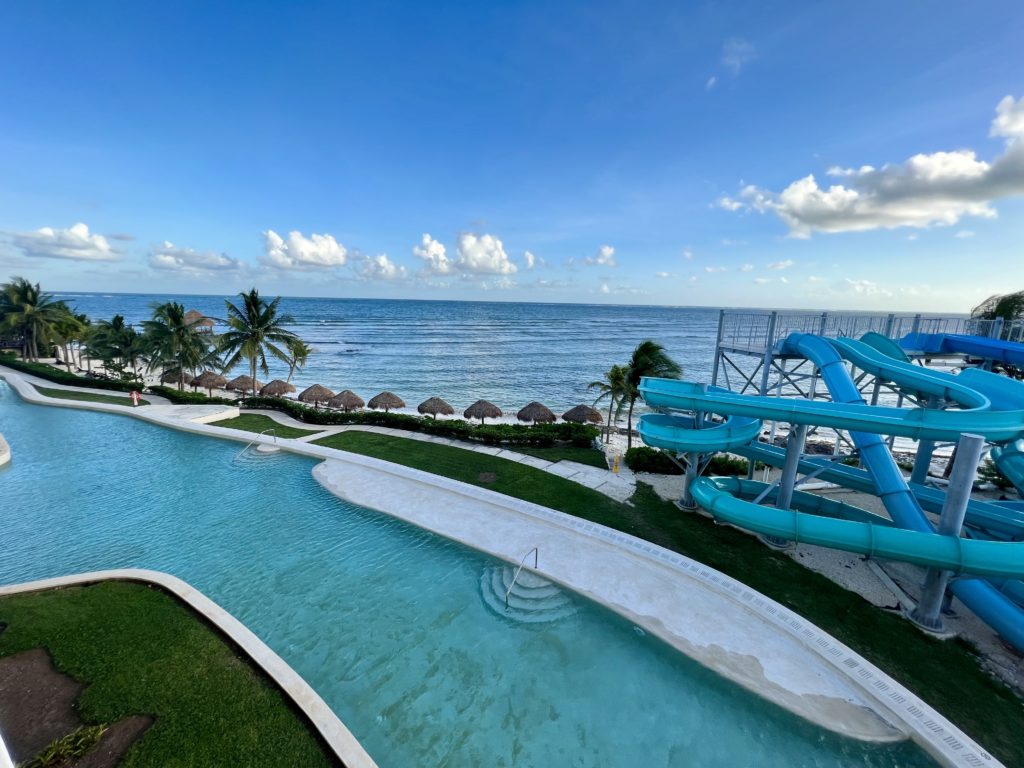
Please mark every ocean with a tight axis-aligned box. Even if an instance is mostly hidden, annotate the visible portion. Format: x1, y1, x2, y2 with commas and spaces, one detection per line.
56, 293, 723, 414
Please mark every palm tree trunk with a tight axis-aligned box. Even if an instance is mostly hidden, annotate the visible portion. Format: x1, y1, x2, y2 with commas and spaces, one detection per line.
626, 396, 636, 451
604, 400, 614, 444
251, 357, 257, 398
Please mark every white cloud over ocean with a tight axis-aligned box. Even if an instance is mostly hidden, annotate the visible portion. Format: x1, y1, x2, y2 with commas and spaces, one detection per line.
149, 241, 241, 273
10, 222, 117, 261
719, 95, 1024, 237
264, 229, 348, 269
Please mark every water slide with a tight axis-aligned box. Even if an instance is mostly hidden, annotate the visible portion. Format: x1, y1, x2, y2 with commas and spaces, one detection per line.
638, 332, 1024, 650
902, 332, 1024, 368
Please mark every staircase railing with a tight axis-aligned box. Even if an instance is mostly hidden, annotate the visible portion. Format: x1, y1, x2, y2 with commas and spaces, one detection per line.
234, 428, 277, 461
505, 547, 539, 610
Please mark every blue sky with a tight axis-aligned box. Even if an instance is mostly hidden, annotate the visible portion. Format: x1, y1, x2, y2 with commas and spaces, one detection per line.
1, 1, 1022, 311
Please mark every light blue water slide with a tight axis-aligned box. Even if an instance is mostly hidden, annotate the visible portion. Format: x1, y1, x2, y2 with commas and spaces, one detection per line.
637, 332, 1024, 650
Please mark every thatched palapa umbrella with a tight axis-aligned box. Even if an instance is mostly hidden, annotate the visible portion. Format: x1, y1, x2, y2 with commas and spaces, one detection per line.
465, 399, 502, 425
260, 379, 297, 397
227, 375, 263, 394
562, 404, 603, 424
193, 371, 227, 396
328, 390, 364, 412
517, 401, 556, 424
184, 309, 215, 333
368, 391, 406, 413
417, 396, 454, 420
299, 384, 335, 408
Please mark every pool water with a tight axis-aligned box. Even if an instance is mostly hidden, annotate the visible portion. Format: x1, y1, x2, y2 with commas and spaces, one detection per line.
0, 384, 934, 767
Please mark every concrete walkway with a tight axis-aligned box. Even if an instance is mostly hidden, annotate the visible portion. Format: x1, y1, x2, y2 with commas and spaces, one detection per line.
243, 408, 639, 502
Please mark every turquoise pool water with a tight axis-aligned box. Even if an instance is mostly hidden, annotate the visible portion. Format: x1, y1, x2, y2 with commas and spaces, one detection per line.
0, 385, 935, 767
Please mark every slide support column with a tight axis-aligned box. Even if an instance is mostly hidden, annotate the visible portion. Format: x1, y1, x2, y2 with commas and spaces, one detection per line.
763, 423, 807, 548
910, 395, 942, 485
680, 409, 704, 511
910, 433, 985, 631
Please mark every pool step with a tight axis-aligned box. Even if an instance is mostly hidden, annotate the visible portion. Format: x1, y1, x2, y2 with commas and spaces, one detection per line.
479, 565, 577, 624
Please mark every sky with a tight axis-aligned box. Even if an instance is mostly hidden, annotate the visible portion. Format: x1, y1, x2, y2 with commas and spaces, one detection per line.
0, 1, 1022, 312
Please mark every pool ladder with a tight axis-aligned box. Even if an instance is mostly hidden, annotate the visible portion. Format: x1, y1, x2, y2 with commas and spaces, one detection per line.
234, 428, 277, 462
505, 547, 540, 610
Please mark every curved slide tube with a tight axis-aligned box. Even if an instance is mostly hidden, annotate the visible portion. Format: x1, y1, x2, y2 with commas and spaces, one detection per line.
692, 477, 1024, 580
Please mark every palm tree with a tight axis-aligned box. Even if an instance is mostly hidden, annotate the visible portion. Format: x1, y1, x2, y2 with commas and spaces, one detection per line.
285, 339, 312, 384
588, 364, 628, 444
51, 306, 87, 373
219, 289, 300, 398
623, 340, 682, 450
141, 301, 212, 388
972, 290, 1024, 338
0, 277, 66, 361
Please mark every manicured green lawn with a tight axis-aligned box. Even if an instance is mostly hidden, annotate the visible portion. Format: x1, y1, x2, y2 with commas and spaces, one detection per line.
34, 385, 149, 407
0, 582, 337, 768
210, 413, 322, 439
312, 430, 1024, 766
514, 444, 609, 468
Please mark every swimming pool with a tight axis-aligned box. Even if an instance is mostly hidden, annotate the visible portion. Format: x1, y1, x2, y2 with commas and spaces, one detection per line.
0, 383, 935, 766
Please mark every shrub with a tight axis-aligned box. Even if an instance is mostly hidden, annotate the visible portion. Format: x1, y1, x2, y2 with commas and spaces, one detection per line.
624, 447, 683, 475
236, 396, 598, 447
706, 454, 751, 476
978, 458, 1015, 490
0, 353, 135, 392
149, 385, 236, 405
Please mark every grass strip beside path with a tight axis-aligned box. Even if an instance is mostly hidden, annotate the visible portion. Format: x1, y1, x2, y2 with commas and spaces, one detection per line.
34, 385, 149, 407
312, 430, 1024, 766
513, 444, 608, 467
210, 413, 322, 439
0, 581, 337, 768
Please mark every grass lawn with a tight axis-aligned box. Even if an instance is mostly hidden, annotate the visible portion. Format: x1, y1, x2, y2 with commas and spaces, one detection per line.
210, 413, 322, 439
0, 581, 337, 768
34, 385, 149, 407
312, 430, 1024, 766
513, 444, 608, 467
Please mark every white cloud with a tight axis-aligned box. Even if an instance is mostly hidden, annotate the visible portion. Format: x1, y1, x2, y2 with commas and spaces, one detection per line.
716, 196, 744, 211
753, 277, 771, 285
655, 271, 670, 278
688, 275, 698, 283
585, 244, 616, 267
907, 233, 919, 241
839, 278, 891, 296
149, 241, 240, 273
413, 233, 457, 275
600, 282, 610, 294
808, 275, 825, 283
706, 76, 717, 90
780, 276, 790, 284
355, 253, 407, 281
456, 232, 518, 275
739, 263, 755, 272
523, 250, 537, 269
721, 38, 756, 75
720, 96, 1024, 237
721, 238, 747, 246
10, 222, 117, 261
705, 265, 728, 273
264, 229, 347, 270
955, 229, 975, 238
479, 276, 517, 290
767, 259, 795, 270
682, 248, 694, 260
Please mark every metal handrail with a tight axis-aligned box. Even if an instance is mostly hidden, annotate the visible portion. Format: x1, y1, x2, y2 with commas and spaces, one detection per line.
234, 428, 277, 461
505, 547, 539, 610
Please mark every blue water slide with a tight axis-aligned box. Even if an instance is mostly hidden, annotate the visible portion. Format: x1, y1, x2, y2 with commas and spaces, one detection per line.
901, 332, 1024, 367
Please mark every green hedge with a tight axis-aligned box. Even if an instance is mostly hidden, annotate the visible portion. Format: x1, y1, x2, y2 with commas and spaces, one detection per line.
238, 396, 599, 447
625, 447, 753, 476
148, 385, 237, 405
0, 353, 135, 392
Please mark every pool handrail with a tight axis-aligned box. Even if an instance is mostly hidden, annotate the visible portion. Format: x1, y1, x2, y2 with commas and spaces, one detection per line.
505, 546, 540, 610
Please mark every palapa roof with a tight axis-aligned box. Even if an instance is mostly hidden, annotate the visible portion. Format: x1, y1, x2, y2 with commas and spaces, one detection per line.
298, 384, 335, 403
561, 404, 603, 424
193, 371, 227, 389
464, 399, 502, 421
328, 390, 365, 411
184, 309, 214, 328
227, 375, 263, 391
260, 379, 297, 396
368, 391, 406, 411
516, 401, 556, 423
417, 396, 454, 417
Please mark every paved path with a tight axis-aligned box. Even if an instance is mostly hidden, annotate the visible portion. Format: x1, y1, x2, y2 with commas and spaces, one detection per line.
242, 408, 638, 502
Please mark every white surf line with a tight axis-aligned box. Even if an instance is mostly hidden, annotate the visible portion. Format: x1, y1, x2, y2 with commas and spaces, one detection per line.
0, 569, 378, 768
0, 370, 1003, 768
